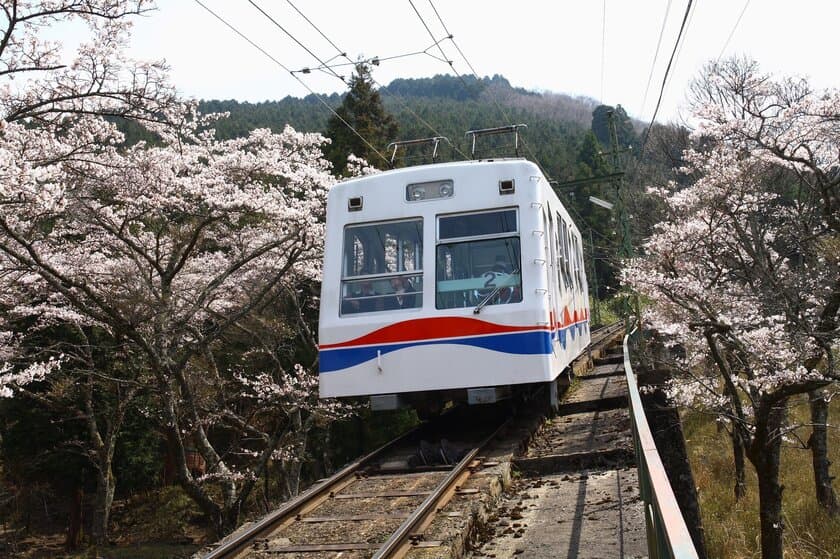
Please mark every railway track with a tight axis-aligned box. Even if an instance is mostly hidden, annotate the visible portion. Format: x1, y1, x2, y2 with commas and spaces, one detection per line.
204, 323, 623, 559
205, 408, 508, 559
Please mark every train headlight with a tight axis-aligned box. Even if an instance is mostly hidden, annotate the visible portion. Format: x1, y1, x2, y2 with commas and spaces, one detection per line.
406, 180, 454, 202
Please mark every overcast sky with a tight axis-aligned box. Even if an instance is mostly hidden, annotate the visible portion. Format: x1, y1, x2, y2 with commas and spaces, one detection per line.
122, 0, 837, 125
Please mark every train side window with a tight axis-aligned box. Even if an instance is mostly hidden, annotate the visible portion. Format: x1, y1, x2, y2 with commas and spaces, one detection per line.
435, 209, 522, 310
559, 216, 573, 289
340, 219, 423, 315
556, 214, 568, 291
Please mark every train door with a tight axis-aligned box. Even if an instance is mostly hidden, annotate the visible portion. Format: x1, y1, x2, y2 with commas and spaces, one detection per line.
546, 209, 562, 357
570, 233, 582, 346
541, 207, 560, 411
540, 209, 553, 332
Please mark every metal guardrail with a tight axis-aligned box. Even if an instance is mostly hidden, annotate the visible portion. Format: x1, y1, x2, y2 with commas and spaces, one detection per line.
624, 326, 700, 559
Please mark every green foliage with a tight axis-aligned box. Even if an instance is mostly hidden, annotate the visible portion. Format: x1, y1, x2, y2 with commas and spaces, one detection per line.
591, 104, 639, 151
192, 73, 593, 176
113, 406, 163, 497
589, 295, 621, 328
385, 73, 486, 101
0, 395, 91, 493
113, 485, 207, 545
200, 95, 338, 139
324, 63, 398, 173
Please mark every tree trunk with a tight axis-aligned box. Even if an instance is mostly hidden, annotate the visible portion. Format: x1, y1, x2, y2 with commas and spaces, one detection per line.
221, 503, 241, 536
732, 425, 747, 500
807, 388, 838, 515
90, 467, 115, 545
322, 427, 334, 476
65, 488, 83, 550
749, 399, 787, 559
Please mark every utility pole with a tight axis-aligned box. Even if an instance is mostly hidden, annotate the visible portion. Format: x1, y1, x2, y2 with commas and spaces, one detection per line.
604, 110, 639, 329
592, 109, 635, 326
588, 228, 601, 325
605, 110, 632, 261
552, 108, 632, 326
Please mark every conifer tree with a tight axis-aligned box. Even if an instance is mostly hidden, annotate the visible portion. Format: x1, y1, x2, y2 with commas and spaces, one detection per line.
325, 63, 398, 173
591, 104, 638, 151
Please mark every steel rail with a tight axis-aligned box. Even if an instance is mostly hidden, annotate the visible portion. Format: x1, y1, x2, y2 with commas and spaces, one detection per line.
588, 321, 624, 349
372, 419, 510, 559
207, 324, 619, 558
203, 426, 421, 559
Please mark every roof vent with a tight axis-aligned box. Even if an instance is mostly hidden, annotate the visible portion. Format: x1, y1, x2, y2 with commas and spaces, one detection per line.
348, 196, 363, 211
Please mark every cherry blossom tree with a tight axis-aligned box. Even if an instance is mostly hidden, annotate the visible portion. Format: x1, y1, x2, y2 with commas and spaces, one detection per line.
0, 0, 353, 541
0, 114, 351, 535
1, 0, 180, 545
625, 58, 839, 559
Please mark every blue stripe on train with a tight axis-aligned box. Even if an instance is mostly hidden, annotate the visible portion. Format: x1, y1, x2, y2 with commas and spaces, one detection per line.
319, 330, 553, 373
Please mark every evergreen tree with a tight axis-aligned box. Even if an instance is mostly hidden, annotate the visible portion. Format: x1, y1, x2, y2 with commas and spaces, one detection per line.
591, 104, 638, 151
325, 63, 398, 173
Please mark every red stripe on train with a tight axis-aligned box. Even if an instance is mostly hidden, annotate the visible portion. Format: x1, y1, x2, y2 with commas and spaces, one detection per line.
319, 317, 547, 350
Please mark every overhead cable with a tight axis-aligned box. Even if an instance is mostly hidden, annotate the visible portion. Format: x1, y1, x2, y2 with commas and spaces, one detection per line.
422, 0, 553, 181
193, 0, 391, 167
246, 0, 346, 83
716, 0, 751, 61
665, 0, 697, 92
284, 0, 471, 161
600, 0, 607, 103
291, 41, 453, 76
639, 0, 694, 154
639, 0, 672, 118
407, 0, 472, 92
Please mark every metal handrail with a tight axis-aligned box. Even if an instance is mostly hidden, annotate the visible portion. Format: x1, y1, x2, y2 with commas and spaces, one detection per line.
624, 326, 700, 559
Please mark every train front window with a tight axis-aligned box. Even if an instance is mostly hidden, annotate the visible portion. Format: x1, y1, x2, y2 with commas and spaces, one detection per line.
435, 210, 522, 310
341, 219, 423, 315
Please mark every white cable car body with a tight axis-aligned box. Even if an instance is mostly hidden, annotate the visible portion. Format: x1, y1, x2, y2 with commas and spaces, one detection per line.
318, 159, 590, 409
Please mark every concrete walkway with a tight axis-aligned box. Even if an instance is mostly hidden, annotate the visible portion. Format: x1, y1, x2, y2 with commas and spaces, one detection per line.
470, 355, 648, 558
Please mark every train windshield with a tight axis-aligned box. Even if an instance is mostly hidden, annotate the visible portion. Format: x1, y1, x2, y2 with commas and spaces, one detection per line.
341, 219, 423, 315
435, 210, 522, 309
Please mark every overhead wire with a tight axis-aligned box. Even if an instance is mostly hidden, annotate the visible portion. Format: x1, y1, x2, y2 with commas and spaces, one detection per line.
638, 0, 672, 118
425, 0, 477, 77
284, 0, 344, 56
639, 0, 694, 154
246, 0, 346, 84
290, 46, 442, 75
283, 0, 471, 161
284, 0, 450, 72
665, 0, 698, 92
422, 0, 553, 181
619, 0, 697, 257
407, 0, 473, 91
291, 40, 456, 75
716, 0, 751, 61
246, 0, 459, 164
600, 0, 606, 103
192, 0, 391, 167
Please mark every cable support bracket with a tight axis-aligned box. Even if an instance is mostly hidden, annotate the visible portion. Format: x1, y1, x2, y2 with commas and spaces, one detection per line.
387, 136, 451, 165
465, 124, 528, 159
